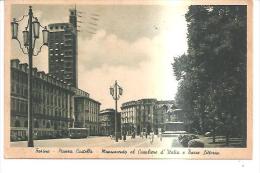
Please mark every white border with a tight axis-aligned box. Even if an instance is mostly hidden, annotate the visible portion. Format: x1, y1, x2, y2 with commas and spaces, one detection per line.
0, 0, 5, 172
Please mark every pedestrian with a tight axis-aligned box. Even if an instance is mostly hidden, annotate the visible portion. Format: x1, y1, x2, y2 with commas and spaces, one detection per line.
157, 131, 162, 141
123, 131, 126, 142
158, 128, 162, 141
150, 131, 154, 144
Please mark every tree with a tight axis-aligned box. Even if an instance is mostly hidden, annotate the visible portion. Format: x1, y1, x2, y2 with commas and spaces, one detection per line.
173, 5, 247, 146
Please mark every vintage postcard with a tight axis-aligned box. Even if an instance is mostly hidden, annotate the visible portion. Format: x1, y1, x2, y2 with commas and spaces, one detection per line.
4, 0, 252, 159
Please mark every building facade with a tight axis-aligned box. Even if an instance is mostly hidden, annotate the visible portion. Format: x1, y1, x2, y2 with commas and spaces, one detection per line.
98, 109, 120, 136
10, 8, 103, 141
74, 95, 101, 136
10, 59, 74, 141
48, 8, 78, 87
10, 59, 102, 140
121, 99, 175, 135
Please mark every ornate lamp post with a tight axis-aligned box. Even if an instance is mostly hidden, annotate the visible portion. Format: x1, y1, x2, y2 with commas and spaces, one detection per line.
11, 6, 49, 147
109, 80, 123, 142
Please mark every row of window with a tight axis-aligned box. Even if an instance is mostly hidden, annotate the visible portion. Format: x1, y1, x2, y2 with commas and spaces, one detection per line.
122, 117, 135, 123
49, 48, 72, 56
76, 102, 100, 115
13, 119, 67, 129
11, 71, 27, 84
11, 82, 28, 97
85, 115, 98, 123
99, 122, 112, 126
11, 70, 71, 95
49, 25, 65, 30
11, 98, 70, 117
11, 99, 27, 113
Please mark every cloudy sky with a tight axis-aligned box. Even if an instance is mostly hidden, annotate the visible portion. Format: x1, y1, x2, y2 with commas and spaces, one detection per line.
11, 3, 188, 109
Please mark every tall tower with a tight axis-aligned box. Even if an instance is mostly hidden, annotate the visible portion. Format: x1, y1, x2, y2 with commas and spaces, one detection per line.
48, 8, 78, 87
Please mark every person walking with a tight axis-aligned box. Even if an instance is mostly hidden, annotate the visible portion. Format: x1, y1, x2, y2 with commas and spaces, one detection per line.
123, 131, 126, 142
150, 131, 154, 144
158, 131, 162, 141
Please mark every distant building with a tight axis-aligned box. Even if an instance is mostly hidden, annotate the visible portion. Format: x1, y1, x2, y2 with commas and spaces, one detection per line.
121, 99, 175, 135
98, 109, 120, 136
48, 8, 78, 87
74, 95, 101, 136
10, 59, 74, 141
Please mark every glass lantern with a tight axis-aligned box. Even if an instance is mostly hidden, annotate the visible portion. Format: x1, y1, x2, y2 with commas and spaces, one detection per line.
11, 18, 18, 39
42, 26, 49, 45
32, 17, 40, 38
22, 29, 29, 46
119, 87, 123, 95
110, 87, 114, 96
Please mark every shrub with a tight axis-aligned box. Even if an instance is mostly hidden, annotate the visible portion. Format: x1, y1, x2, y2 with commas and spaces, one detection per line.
178, 134, 199, 147
188, 139, 205, 148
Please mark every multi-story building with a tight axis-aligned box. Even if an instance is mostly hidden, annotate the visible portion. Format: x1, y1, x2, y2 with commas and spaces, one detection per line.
10, 8, 103, 141
10, 59, 102, 140
121, 99, 175, 135
10, 59, 74, 141
48, 8, 78, 87
74, 95, 101, 136
98, 109, 121, 136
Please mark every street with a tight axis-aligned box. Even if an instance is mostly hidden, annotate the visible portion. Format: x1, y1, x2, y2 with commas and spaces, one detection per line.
10, 135, 183, 148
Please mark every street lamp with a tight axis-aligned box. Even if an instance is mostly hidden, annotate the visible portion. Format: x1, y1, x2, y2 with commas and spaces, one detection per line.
109, 80, 123, 142
11, 6, 49, 147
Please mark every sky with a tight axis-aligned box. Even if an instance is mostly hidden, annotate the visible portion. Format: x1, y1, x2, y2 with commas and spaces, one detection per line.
11, 3, 188, 109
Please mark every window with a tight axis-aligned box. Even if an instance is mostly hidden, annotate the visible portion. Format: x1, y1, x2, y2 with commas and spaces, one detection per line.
15, 120, 20, 127
14, 100, 18, 111
65, 51, 72, 55
34, 121, 39, 128
11, 83, 15, 93
46, 122, 50, 128
11, 99, 15, 111
65, 62, 71, 67
17, 85, 20, 95
24, 121, 28, 127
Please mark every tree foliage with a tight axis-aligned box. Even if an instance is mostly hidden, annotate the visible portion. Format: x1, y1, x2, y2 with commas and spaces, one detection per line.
173, 5, 247, 146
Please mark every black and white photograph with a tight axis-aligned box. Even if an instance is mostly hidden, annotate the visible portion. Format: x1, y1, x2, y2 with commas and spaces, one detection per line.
4, 0, 252, 159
